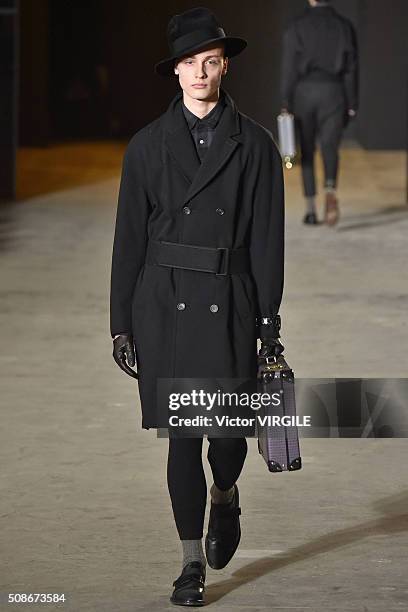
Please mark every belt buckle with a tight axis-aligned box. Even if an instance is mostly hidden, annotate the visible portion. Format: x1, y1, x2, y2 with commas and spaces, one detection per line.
216, 247, 229, 276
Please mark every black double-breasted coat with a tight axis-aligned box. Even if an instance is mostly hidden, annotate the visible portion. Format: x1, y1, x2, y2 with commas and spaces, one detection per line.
110, 88, 284, 429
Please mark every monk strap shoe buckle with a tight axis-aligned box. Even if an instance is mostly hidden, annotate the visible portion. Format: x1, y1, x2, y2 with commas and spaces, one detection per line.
211, 504, 241, 519
215, 247, 229, 276
172, 573, 204, 588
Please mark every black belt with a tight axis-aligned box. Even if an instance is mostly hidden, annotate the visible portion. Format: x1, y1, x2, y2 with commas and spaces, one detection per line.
300, 69, 342, 83
145, 240, 251, 276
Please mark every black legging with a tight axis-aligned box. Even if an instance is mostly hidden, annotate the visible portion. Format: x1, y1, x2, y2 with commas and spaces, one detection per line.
167, 436, 248, 540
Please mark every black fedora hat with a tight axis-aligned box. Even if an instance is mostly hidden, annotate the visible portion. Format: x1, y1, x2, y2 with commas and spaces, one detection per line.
155, 7, 247, 77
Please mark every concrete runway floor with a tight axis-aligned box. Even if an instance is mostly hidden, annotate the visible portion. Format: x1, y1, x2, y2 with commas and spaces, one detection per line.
1, 144, 407, 611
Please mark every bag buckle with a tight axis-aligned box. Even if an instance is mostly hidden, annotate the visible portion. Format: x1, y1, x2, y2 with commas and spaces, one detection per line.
216, 247, 229, 276
265, 355, 277, 364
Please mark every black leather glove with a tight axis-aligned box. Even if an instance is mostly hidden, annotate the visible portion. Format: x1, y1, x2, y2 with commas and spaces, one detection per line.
280, 103, 293, 114
258, 315, 285, 360
112, 334, 138, 379
259, 338, 285, 359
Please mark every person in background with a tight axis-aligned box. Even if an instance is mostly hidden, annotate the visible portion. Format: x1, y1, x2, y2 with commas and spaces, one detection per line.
280, 0, 359, 225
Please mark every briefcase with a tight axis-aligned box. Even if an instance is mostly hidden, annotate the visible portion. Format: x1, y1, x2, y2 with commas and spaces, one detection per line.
256, 354, 302, 472
277, 112, 296, 169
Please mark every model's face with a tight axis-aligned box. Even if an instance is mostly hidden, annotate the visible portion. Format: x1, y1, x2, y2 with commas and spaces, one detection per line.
174, 45, 228, 101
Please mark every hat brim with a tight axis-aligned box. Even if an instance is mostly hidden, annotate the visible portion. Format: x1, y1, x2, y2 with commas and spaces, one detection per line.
154, 36, 247, 77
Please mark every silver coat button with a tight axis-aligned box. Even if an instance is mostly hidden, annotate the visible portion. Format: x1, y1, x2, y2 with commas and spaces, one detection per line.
210, 304, 219, 313
216, 208, 225, 215
182, 206, 191, 215
177, 302, 186, 310
199, 139, 205, 144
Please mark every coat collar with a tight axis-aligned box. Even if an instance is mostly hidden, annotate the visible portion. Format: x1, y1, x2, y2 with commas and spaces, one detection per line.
163, 87, 242, 204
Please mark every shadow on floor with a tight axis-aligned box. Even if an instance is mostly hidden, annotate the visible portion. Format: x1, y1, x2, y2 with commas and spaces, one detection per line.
205, 489, 408, 604
338, 203, 408, 232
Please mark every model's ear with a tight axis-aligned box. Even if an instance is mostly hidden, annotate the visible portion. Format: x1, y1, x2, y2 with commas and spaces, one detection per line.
174, 60, 179, 76
222, 57, 229, 75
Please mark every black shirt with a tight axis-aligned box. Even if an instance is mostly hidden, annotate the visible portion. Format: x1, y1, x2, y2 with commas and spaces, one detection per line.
182, 95, 226, 162
280, 4, 358, 111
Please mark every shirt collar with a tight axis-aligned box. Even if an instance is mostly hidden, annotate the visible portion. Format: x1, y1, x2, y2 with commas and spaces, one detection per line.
182, 93, 226, 130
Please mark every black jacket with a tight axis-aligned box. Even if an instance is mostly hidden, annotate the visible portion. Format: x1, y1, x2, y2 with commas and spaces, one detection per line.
110, 89, 284, 428
280, 5, 359, 111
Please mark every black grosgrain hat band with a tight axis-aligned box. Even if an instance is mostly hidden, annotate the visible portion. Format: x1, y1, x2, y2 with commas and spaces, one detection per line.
172, 27, 226, 57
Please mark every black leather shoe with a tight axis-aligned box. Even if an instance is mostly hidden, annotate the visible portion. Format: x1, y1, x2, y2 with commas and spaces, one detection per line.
170, 561, 206, 607
303, 212, 318, 225
205, 484, 241, 570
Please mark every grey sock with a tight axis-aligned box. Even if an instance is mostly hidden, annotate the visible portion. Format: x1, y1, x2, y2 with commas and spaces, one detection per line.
210, 482, 235, 505
306, 196, 316, 214
181, 539, 206, 570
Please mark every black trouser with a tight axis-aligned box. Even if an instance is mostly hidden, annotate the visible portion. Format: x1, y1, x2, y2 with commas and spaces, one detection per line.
293, 79, 346, 197
167, 436, 248, 540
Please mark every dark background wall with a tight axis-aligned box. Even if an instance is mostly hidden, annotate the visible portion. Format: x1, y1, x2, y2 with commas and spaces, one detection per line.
356, 0, 408, 149
15, 0, 408, 149
19, 0, 48, 145
0, 0, 18, 199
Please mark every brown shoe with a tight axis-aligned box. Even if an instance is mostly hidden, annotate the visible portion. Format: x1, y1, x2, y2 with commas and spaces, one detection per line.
324, 192, 340, 226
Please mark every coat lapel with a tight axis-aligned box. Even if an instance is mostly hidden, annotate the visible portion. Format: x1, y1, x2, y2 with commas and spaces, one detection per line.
164, 92, 201, 184
185, 92, 242, 203
164, 89, 242, 202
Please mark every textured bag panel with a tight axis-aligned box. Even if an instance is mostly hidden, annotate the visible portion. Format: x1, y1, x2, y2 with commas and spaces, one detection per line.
257, 366, 302, 472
